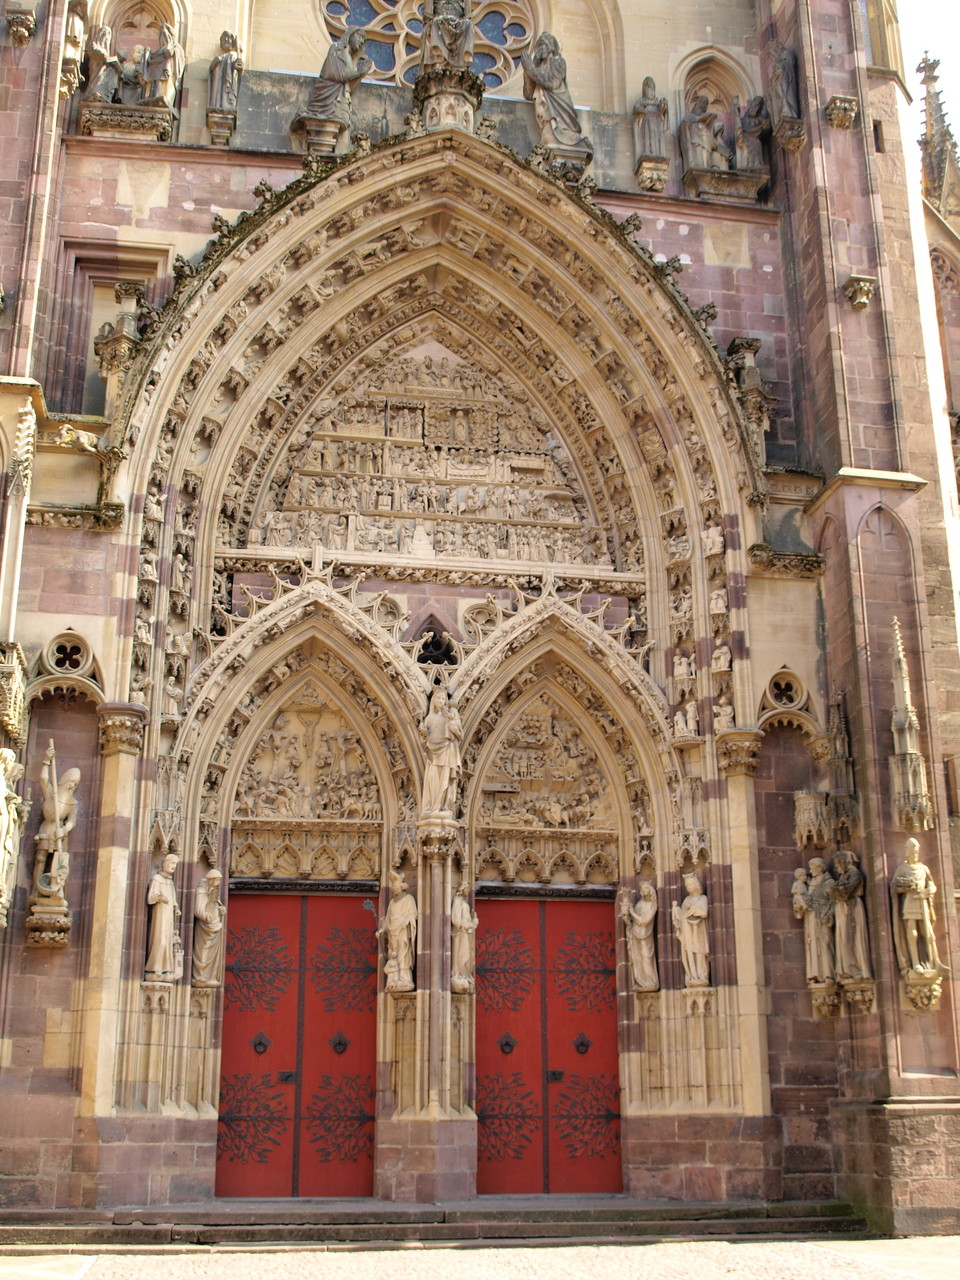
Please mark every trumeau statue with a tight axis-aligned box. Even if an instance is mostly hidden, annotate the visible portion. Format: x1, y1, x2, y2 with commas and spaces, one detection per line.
522, 33, 592, 154
831, 851, 871, 981
420, 688, 463, 819
31, 741, 80, 902
192, 867, 226, 987
305, 28, 372, 126
673, 873, 710, 987
139, 23, 186, 110
450, 882, 479, 993
633, 76, 668, 157
621, 883, 659, 991
420, 0, 475, 70
380, 868, 418, 992
145, 853, 183, 982
890, 838, 946, 976
792, 857, 836, 983
208, 31, 244, 113
0, 749, 26, 930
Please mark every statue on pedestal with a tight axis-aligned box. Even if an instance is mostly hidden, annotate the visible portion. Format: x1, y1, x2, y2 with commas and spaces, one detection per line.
831, 851, 871, 981
680, 95, 714, 171
791, 857, 836, 983
890, 838, 946, 976
192, 867, 226, 987
31, 741, 80, 902
621, 883, 659, 991
522, 33, 592, 154
208, 31, 243, 113
633, 77, 667, 157
451, 882, 478, 993
420, 0, 475, 70
379, 869, 418, 992
420, 688, 462, 818
83, 26, 121, 103
672, 872, 710, 987
145, 853, 183, 982
139, 23, 185, 110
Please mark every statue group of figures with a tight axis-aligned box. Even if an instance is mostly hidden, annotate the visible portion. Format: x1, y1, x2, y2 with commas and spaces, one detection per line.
679, 93, 769, 175
144, 855, 225, 987
791, 852, 872, 989
82, 24, 185, 111
377, 871, 476, 996
620, 874, 711, 993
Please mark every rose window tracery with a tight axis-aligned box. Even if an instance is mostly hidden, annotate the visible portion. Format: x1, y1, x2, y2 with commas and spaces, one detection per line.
321, 0, 533, 88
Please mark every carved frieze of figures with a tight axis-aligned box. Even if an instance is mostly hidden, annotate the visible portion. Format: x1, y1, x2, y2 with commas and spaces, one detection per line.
379, 868, 418, 992
207, 31, 243, 146
293, 28, 372, 155
78, 21, 185, 142
450, 882, 478, 993
673, 872, 710, 988
145, 853, 183, 982
891, 838, 948, 1011
633, 77, 669, 191
767, 41, 805, 150
192, 867, 225, 987
522, 33, 592, 177
26, 741, 80, 948
0, 749, 26, 930
621, 883, 659, 991
420, 688, 463, 819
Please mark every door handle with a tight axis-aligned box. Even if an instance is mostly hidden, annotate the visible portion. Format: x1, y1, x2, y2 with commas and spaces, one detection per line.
547, 1069, 564, 1083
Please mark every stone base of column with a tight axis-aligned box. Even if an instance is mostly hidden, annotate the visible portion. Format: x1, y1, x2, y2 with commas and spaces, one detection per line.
374, 1116, 476, 1201
835, 1099, 960, 1234
413, 68, 484, 136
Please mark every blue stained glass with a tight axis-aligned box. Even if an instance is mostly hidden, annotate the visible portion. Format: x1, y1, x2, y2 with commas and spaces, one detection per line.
408, 18, 422, 34
505, 23, 526, 39
405, 42, 417, 55
403, 65, 418, 84
345, 0, 378, 23
365, 39, 395, 71
474, 52, 496, 71
327, 2, 347, 14
478, 13, 506, 46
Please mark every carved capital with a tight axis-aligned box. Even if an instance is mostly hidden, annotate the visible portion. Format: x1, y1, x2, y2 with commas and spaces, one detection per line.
808, 979, 842, 1018
825, 95, 859, 129
842, 979, 875, 1015
635, 156, 669, 192
25, 900, 72, 948
716, 729, 762, 777
843, 274, 877, 311
98, 703, 147, 756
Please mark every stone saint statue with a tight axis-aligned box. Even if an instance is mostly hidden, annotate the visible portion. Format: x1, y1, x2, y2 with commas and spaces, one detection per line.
767, 41, 801, 122
208, 31, 244, 113
192, 867, 226, 987
680, 94, 714, 171
145, 853, 182, 981
379, 869, 418, 992
620, 883, 659, 991
84, 26, 121, 103
451, 882, 479, 993
831, 851, 872, 981
0, 749, 26, 930
633, 76, 667, 157
522, 33, 592, 153
737, 96, 769, 171
139, 23, 186, 110
420, 689, 462, 818
672, 873, 710, 987
305, 28, 373, 126
792, 857, 836, 983
890, 838, 946, 975
32, 742, 80, 900
421, 0, 475, 70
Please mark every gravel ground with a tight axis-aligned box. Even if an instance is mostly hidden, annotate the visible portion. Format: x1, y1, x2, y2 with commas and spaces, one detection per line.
2, 1239, 959, 1280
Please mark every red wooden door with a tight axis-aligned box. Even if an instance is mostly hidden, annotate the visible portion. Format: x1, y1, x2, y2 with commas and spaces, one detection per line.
475, 898, 621, 1194
216, 893, 378, 1197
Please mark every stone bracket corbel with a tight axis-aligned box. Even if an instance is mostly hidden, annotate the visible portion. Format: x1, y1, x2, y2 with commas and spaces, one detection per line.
5, 1, 36, 45
843, 274, 877, 311
825, 95, 859, 129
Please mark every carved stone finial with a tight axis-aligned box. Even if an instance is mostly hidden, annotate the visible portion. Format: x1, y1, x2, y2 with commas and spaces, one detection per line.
826, 94, 859, 129
843, 274, 877, 310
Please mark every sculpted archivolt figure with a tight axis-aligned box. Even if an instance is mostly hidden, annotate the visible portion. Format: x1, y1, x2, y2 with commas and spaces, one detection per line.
192, 867, 226, 987
672, 873, 710, 987
380, 869, 418, 992
522, 33, 592, 154
890, 838, 946, 976
31, 741, 80, 902
420, 0, 475, 69
420, 688, 462, 818
621, 883, 659, 991
450, 882, 478, 993
145, 853, 183, 982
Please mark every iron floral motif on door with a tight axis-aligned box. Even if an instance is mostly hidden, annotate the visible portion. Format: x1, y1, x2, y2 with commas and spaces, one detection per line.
217, 1071, 290, 1164
552, 931, 616, 1012
554, 1072, 620, 1159
224, 925, 295, 1011
475, 1071, 539, 1161
305, 1073, 375, 1162
309, 926, 377, 1011
475, 928, 537, 1011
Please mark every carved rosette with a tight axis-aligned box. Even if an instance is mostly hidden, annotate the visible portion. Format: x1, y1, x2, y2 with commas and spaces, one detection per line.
98, 705, 147, 757
825, 95, 858, 129
716, 730, 762, 777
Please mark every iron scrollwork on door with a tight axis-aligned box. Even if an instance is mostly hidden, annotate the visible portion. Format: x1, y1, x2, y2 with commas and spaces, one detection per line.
217, 1072, 290, 1164
476, 1072, 539, 1161
305, 1073, 375, 1163
309, 926, 378, 1012
476, 929, 537, 1011
224, 925, 295, 1012
551, 931, 616, 1012
554, 1072, 620, 1159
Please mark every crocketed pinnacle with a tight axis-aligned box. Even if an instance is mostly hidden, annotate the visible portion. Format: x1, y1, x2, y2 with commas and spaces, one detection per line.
919, 52, 959, 210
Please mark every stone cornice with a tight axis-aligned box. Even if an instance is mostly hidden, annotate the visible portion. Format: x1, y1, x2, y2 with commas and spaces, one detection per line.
805, 467, 927, 515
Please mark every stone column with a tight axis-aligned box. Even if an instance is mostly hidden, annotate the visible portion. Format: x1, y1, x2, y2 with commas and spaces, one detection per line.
78, 704, 147, 1116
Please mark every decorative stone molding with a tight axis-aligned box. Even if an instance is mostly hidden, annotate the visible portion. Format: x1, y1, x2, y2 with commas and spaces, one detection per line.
413, 66, 485, 136
902, 969, 942, 1013
26, 501, 124, 530
716, 729, 762, 777
5, 2, 36, 45
683, 168, 769, 203
78, 104, 173, 142
98, 704, 147, 756
930, 248, 960, 293
24, 903, 71, 948
206, 110, 236, 148
825, 95, 859, 129
0, 642, 27, 745
843, 274, 877, 311
747, 543, 824, 578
